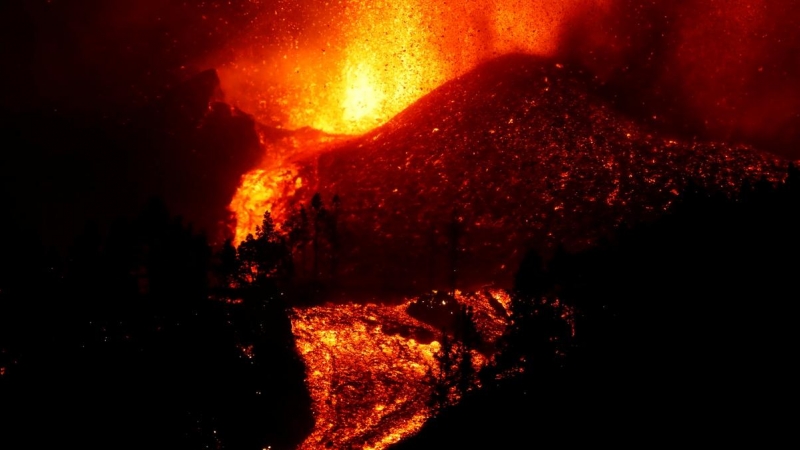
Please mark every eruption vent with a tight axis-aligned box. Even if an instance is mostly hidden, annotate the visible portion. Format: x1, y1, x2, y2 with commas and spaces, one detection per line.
216, 0, 609, 135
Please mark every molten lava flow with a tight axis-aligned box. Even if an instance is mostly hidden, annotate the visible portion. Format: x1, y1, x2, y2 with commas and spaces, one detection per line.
214, 1, 800, 446
291, 302, 440, 450
290, 290, 510, 450
220, 0, 638, 246
223, 0, 800, 240
229, 164, 302, 244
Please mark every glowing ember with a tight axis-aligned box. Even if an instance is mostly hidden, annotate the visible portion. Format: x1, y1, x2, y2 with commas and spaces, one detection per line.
290, 290, 509, 450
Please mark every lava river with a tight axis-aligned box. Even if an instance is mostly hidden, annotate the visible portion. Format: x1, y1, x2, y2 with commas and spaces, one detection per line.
289, 289, 511, 450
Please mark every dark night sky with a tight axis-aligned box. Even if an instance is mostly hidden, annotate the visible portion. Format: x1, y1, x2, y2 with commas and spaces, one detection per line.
0, 0, 253, 111
0, 0, 264, 249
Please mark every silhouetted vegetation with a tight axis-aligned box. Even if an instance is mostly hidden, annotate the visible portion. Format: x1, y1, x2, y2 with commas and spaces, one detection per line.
281, 192, 341, 293
423, 301, 480, 415
392, 165, 800, 448
4, 147, 800, 449
0, 196, 312, 450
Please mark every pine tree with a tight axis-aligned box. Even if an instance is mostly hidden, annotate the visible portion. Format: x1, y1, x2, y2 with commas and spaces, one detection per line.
310, 193, 326, 281
329, 194, 341, 282
237, 210, 292, 287
455, 305, 478, 396
286, 205, 310, 279
429, 328, 456, 414
217, 238, 239, 288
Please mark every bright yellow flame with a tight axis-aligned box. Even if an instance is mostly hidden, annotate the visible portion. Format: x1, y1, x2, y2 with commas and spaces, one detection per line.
342, 62, 384, 124
216, 0, 610, 136
223, 0, 616, 241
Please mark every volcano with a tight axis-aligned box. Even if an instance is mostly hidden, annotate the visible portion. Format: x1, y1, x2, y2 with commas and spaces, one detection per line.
233, 53, 789, 292
242, 53, 796, 450
5, 3, 800, 450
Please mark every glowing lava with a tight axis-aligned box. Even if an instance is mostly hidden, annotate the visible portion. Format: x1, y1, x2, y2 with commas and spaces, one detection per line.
289, 290, 510, 450
216, 1, 800, 447
229, 165, 302, 244
341, 62, 384, 124
291, 302, 440, 450
232, 53, 790, 288
216, 0, 609, 135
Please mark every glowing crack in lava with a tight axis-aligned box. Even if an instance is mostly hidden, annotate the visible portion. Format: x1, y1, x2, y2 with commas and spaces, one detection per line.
290, 290, 510, 450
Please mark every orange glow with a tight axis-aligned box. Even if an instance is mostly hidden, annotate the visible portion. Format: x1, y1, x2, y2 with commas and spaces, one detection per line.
220, 0, 616, 243
215, 1, 798, 445
341, 61, 384, 124
487, 288, 512, 314
292, 302, 440, 450
229, 164, 301, 245
216, 0, 609, 135
225, 0, 610, 242
290, 290, 510, 450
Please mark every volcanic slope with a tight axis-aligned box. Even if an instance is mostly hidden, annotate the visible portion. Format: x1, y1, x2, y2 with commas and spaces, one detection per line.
275, 53, 788, 291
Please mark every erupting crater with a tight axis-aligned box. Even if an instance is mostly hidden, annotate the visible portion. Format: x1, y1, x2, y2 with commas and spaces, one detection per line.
232, 53, 788, 291
217, 0, 609, 135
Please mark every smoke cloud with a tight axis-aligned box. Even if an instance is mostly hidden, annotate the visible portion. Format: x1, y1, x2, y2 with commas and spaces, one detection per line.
561, 0, 800, 157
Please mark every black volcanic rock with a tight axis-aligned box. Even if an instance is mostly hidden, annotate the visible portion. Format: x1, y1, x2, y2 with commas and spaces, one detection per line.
276, 53, 789, 291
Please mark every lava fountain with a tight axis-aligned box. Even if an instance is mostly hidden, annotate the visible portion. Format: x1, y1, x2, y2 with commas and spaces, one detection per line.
224, 0, 800, 243
217, 0, 608, 136
224, 0, 610, 243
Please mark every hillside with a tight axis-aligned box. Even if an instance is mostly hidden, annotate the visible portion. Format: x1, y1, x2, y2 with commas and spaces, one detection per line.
266, 53, 788, 291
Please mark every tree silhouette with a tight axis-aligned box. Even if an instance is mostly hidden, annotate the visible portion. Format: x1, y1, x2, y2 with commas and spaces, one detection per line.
285, 205, 311, 279
425, 302, 481, 415
487, 250, 572, 382
216, 237, 240, 288
428, 328, 456, 414
454, 305, 479, 396
329, 194, 341, 282
237, 210, 293, 287
310, 193, 326, 282
447, 210, 462, 296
